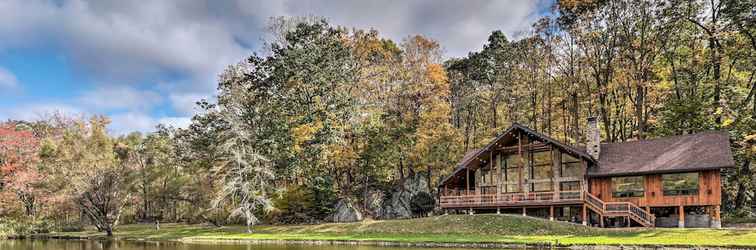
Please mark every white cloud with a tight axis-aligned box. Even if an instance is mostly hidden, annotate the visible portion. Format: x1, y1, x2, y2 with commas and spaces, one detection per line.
78, 86, 163, 111
169, 92, 210, 115
158, 116, 192, 129
109, 112, 191, 135
0, 67, 18, 89
0, 0, 547, 134
0, 103, 84, 122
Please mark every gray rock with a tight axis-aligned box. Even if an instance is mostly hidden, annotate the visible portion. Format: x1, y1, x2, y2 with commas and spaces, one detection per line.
330, 199, 363, 223
374, 173, 430, 219
365, 190, 385, 216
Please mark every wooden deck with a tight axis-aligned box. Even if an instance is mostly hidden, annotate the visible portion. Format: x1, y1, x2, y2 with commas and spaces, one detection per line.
439, 190, 584, 208
440, 190, 656, 227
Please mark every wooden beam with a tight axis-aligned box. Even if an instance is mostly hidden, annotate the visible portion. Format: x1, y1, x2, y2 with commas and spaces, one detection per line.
497, 151, 503, 193
489, 150, 493, 188
582, 204, 587, 225
713, 205, 721, 228
496, 143, 549, 152
466, 168, 470, 195
549, 206, 554, 221
678, 205, 685, 228
519, 131, 524, 193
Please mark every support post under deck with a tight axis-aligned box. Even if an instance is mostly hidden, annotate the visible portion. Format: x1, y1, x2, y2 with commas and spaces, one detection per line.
549, 206, 554, 221
582, 204, 587, 226
678, 205, 685, 228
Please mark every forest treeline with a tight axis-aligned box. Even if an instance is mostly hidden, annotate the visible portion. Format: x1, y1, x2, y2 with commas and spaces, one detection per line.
0, 0, 754, 235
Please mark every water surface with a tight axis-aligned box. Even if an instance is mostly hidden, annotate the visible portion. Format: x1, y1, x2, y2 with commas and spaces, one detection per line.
0, 240, 546, 250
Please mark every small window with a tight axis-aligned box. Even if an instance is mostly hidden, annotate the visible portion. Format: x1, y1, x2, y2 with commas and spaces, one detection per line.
612, 176, 644, 198
662, 173, 699, 196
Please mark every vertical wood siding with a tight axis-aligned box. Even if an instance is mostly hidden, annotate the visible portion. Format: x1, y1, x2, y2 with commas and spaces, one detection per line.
588, 170, 722, 207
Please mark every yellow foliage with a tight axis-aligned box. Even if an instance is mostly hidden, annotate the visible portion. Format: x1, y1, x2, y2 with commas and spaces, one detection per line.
291, 121, 323, 153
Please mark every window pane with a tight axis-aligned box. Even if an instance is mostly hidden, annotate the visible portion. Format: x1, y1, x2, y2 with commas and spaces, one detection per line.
533, 181, 553, 192
505, 154, 526, 182
505, 183, 519, 193
561, 153, 583, 177
560, 181, 581, 191
532, 164, 552, 179
532, 151, 550, 166
531, 151, 551, 180
612, 176, 644, 198
662, 173, 699, 196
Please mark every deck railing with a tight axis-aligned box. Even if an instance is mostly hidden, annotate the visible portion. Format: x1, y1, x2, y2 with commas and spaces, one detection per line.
583, 192, 655, 227
441, 190, 655, 227
439, 190, 583, 207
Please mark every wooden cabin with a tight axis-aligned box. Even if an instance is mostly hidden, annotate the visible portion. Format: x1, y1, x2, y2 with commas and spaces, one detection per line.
437, 118, 735, 228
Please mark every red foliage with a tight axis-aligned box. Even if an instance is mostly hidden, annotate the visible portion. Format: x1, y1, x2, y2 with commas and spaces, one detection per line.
0, 123, 42, 215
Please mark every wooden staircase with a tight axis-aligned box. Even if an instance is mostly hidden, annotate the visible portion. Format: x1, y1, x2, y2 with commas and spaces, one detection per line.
584, 192, 655, 227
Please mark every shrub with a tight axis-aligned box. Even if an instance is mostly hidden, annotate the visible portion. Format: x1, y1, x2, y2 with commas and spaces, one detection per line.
410, 191, 435, 217
271, 185, 316, 224
0, 218, 53, 237
308, 176, 337, 218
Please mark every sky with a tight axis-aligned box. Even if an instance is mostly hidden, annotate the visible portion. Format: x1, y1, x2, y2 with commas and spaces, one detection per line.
0, 0, 553, 135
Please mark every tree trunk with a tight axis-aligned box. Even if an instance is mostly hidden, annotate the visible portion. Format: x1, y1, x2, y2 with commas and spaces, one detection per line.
735, 160, 752, 210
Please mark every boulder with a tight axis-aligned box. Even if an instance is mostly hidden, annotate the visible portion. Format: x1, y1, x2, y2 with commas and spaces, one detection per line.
365, 190, 385, 216
374, 173, 430, 219
330, 199, 363, 223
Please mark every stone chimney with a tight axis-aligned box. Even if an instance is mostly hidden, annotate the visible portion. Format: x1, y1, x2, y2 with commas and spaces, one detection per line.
586, 117, 601, 159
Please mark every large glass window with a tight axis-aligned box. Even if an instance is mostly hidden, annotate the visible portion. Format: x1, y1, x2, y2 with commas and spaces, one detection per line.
530, 151, 552, 191
612, 176, 644, 198
478, 167, 497, 186
561, 153, 583, 177
502, 154, 523, 193
662, 173, 699, 196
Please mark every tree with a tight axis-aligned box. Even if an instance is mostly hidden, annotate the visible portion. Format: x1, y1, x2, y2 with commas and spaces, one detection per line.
43, 116, 135, 236
0, 123, 42, 217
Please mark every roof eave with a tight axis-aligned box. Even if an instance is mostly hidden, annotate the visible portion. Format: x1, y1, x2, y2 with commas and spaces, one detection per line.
587, 164, 735, 178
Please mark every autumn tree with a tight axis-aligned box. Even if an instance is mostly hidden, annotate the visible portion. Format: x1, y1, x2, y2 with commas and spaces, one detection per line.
0, 123, 42, 217
43, 116, 135, 236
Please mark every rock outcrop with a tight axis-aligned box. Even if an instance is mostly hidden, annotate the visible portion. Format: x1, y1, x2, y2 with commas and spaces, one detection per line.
330, 199, 363, 222
374, 173, 430, 219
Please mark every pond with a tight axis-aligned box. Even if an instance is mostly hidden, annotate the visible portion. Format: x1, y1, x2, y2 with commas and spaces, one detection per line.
0, 240, 555, 250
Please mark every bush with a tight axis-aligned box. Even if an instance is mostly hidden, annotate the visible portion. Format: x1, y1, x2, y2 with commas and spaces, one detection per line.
58, 222, 84, 232
410, 191, 435, 217
271, 185, 316, 224
270, 176, 338, 224
0, 218, 53, 237
308, 176, 337, 218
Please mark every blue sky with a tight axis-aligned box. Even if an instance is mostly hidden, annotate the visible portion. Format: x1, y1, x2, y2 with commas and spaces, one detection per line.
0, 0, 552, 135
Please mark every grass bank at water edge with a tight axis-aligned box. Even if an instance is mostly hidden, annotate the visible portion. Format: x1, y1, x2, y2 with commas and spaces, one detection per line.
35, 214, 756, 247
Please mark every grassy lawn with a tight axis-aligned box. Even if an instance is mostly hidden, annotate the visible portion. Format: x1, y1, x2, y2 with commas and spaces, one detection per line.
46, 214, 756, 247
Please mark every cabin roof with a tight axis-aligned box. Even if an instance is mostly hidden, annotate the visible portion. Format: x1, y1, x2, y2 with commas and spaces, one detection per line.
588, 131, 736, 177
438, 124, 736, 188
437, 123, 596, 187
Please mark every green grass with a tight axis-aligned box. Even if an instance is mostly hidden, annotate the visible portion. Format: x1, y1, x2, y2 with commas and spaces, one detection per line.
44, 214, 756, 247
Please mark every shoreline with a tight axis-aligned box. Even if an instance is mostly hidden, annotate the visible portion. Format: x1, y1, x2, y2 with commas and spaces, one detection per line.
8, 233, 756, 250
5, 215, 756, 249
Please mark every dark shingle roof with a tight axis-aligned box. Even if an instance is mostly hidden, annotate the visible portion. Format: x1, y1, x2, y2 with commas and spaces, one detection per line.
588, 131, 735, 177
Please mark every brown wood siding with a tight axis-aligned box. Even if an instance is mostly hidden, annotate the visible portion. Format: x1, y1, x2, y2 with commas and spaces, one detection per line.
588, 170, 721, 207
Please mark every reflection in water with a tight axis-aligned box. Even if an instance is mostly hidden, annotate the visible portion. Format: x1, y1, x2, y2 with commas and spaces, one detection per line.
0, 240, 549, 250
